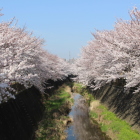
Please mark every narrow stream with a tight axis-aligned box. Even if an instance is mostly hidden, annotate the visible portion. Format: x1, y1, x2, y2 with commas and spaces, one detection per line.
66, 93, 111, 140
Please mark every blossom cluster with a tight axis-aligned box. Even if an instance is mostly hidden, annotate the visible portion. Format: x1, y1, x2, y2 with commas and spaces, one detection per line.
0, 14, 70, 103
73, 7, 140, 93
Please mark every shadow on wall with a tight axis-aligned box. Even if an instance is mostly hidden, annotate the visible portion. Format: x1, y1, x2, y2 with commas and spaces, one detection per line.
92, 79, 140, 132
0, 77, 72, 140
0, 86, 44, 140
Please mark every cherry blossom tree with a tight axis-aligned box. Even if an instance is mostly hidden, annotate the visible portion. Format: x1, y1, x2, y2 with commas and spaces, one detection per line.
74, 7, 140, 93
0, 13, 70, 104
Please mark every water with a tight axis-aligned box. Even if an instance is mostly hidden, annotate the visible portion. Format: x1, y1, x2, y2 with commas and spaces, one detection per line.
66, 93, 111, 140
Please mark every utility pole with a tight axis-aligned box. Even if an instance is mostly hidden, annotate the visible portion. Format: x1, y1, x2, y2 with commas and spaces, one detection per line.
69, 51, 71, 62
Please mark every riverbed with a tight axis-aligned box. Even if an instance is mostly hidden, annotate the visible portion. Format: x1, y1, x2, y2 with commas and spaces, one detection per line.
66, 93, 111, 140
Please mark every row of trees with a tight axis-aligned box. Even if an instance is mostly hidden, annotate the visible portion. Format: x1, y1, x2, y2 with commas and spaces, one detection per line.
0, 12, 70, 103
73, 7, 140, 93
1, 8, 140, 104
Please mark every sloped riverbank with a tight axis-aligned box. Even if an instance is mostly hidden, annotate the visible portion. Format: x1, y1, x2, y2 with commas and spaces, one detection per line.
72, 82, 140, 140
35, 84, 74, 140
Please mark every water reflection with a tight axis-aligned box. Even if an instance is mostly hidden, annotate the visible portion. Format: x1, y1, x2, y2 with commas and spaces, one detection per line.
66, 125, 77, 140
66, 93, 110, 140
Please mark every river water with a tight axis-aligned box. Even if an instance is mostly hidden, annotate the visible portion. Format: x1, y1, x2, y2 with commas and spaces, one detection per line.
66, 93, 111, 140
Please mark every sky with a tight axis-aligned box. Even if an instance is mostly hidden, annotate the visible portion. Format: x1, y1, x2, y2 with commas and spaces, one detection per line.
1, 0, 140, 60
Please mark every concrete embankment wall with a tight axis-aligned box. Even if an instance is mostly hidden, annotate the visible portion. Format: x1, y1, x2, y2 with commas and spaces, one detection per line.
0, 86, 44, 140
91, 80, 140, 132
0, 78, 69, 140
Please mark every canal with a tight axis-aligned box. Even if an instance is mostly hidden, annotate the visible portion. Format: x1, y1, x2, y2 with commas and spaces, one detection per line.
66, 93, 111, 140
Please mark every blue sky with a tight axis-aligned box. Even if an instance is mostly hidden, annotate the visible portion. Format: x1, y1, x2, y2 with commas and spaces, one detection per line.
1, 0, 140, 60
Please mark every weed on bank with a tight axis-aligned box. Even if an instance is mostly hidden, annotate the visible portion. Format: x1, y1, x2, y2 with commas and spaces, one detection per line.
35, 85, 73, 140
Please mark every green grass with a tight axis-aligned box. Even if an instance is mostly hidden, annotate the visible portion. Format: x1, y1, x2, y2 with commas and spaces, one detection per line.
98, 105, 140, 140
89, 111, 98, 118
73, 82, 86, 94
35, 85, 73, 140
100, 123, 109, 132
